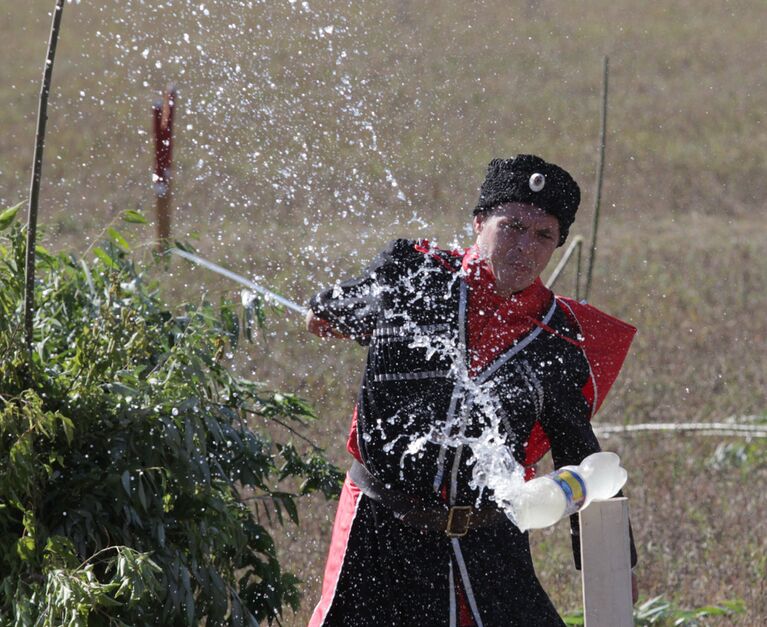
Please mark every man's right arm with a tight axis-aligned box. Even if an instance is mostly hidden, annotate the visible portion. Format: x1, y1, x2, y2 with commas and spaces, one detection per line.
306, 239, 414, 343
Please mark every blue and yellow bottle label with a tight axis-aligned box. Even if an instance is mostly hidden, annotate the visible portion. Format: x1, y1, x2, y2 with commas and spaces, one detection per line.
550, 469, 587, 516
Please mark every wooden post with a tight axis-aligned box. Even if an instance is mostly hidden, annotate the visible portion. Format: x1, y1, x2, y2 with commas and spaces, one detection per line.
579, 497, 633, 627
152, 86, 176, 251
24, 0, 66, 356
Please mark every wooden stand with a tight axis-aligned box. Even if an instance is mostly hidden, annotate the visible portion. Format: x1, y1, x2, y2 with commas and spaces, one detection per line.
579, 497, 633, 626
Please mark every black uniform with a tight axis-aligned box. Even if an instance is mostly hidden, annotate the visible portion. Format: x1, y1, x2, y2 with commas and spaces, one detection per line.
309, 240, 635, 627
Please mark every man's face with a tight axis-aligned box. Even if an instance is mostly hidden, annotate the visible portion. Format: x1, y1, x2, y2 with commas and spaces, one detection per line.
473, 202, 560, 296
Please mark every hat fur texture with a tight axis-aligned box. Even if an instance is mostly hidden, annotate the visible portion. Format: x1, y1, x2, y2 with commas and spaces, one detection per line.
474, 155, 580, 246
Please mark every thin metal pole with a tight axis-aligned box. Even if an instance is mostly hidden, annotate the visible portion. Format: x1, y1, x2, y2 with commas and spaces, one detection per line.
584, 56, 609, 302
575, 239, 583, 301
169, 248, 309, 316
24, 0, 66, 352
545, 235, 583, 290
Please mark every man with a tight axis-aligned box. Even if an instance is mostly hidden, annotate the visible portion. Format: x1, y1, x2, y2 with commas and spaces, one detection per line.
306, 155, 637, 626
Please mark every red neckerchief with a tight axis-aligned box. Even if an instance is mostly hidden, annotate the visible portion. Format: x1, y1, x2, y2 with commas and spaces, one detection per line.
462, 245, 553, 377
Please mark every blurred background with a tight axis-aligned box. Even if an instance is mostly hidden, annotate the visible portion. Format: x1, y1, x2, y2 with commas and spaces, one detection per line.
2, 0, 765, 623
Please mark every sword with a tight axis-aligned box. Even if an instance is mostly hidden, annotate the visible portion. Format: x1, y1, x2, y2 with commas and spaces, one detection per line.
169, 248, 309, 316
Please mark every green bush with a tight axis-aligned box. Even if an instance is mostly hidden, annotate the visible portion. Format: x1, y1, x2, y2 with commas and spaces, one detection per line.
708, 431, 767, 472
0, 207, 342, 626
563, 595, 745, 626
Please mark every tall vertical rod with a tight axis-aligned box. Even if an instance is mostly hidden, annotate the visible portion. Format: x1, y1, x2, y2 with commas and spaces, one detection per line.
24, 0, 66, 353
575, 240, 583, 301
584, 56, 609, 302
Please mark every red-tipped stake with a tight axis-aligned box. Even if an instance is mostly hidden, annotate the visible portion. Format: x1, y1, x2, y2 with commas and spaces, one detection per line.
152, 85, 176, 251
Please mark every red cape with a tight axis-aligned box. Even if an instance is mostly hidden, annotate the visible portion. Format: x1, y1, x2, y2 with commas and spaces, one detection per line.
522, 297, 636, 474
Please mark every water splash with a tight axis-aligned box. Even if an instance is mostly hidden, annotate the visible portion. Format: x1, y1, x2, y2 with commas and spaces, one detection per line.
384, 261, 528, 526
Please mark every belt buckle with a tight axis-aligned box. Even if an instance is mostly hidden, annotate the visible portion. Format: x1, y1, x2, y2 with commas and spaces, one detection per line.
445, 506, 473, 538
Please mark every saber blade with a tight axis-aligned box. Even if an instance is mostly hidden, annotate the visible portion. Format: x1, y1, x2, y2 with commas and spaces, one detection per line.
170, 248, 308, 316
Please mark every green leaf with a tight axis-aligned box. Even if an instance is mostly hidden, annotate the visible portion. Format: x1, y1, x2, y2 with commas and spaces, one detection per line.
122, 209, 148, 224
271, 492, 299, 525
720, 599, 746, 612
93, 246, 118, 269
173, 240, 197, 253
16, 536, 35, 561
60, 416, 75, 445
108, 382, 139, 398
137, 476, 148, 511
0, 202, 22, 230
107, 227, 132, 252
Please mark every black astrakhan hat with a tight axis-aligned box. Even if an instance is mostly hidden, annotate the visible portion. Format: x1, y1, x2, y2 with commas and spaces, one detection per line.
474, 155, 581, 246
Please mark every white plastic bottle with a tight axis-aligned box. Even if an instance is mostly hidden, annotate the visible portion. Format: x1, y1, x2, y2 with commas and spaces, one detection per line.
511, 451, 627, 532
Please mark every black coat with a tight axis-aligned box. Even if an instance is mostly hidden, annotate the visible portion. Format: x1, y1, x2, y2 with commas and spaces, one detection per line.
309, 240, 634, 627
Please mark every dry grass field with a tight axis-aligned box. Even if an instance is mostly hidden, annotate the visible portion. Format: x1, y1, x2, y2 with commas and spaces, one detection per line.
2, 0, 766, 624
